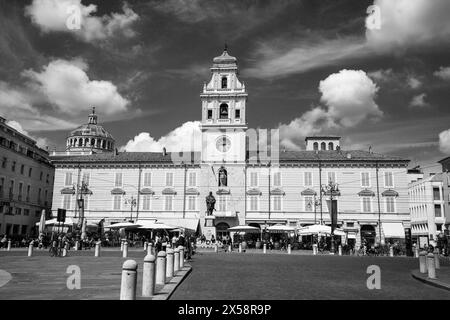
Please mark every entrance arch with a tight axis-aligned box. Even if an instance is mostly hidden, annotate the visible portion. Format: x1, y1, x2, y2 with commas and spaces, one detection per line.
360, 225, 376, 246
216, 222, 230, 240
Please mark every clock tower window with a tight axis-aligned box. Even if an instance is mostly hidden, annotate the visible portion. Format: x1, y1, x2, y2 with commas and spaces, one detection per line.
219, 103, 229, 119
221, 76, 228, 89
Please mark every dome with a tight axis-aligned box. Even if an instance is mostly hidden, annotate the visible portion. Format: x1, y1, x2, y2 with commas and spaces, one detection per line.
66, 107, 115, 153
69, 123, 114, 139
213, 45, 237, 65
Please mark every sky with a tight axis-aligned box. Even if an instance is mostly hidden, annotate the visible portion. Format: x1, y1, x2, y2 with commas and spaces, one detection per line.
1, 0, 450, 173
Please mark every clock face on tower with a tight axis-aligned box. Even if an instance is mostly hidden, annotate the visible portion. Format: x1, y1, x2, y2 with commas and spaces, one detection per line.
216, 135, 231, 153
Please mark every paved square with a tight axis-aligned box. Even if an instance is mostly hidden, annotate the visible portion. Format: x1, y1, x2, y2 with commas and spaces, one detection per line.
171, 252, 450, 300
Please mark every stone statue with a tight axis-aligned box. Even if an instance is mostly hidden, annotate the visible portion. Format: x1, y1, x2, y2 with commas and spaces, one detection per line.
206, 192, 216, 216
218, 166, 227, 187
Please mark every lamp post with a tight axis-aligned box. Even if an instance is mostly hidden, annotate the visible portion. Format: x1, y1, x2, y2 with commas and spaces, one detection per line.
75, 181, 89, 240
124, 196, 137, 223
306, 193, 321, 225
321, 181, 340, 254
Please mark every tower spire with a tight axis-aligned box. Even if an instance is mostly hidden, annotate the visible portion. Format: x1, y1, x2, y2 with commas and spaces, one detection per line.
88, 106, 98, 124
224, 43, 228, 52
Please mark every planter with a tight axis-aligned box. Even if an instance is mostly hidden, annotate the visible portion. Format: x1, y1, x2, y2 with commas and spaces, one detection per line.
255, 241, 262, 249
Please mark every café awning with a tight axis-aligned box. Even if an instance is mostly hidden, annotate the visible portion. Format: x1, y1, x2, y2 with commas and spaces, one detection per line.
382, 222, 405, 238
155, 218, 199, 232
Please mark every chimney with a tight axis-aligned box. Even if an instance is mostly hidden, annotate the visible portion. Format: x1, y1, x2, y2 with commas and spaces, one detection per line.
162, 147, 167, 156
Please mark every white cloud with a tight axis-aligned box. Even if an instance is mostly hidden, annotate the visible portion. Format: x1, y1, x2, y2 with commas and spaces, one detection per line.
409, 93, 429, 108
244, 37, 367, 79
25, 0, 138, 42
439, 129, 450, 154
279, 69, 382, 149
245, 0, 450, 79
121, 121, 202, 152
319, 69, 382, 127
407, 76, 422, 89
0, 81, 77, 131
434, 66, 450, 81
23, 59, 129, 115
366, 0, 450, 50
368, 69, 393, 82
5, 120, 49, 148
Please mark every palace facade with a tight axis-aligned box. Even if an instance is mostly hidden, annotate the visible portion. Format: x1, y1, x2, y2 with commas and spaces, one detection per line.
50, 48, 411, 248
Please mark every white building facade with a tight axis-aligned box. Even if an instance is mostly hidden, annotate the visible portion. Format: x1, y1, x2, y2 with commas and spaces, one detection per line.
409, 173, 448, 247
50, 48, 411, 248
0, 117, 54, 236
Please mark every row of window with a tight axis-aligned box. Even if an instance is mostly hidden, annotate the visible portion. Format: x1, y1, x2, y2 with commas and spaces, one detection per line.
1, 157, 51, 183
0, 177, 50, 204
67, 137, 113, 150
0, 204, 41, 217
61, 194, 398, 213
64, 171, 396, 189
247, 196, 397, 213
65, 172, 197, 188
410, 204, 443, 219
207, 104, 242, 120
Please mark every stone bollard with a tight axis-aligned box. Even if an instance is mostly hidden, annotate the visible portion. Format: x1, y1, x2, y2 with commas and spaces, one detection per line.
156, 251, 167, 285
434, 249, 440, 269
27, 243, 33, 257
338, 245, 342, 256
313, 244, 318, 255
174, 248, 180, 273
178, 246, 185, 268
74, 241, 79, 251
144, 241, 148, 252
147, 242, 153, 256
214, 243, 218, 253
419, 251, 428, 273
120, 260, 137, 300
238, 243, 242, 253
7, 240, 11, 251
166, 248, 174, 279
63, 243, 68, 257
120, 240, 124, 252
287, 244, 291, 254
389, 246, 394, 257
142, 254, 156, 297
123, 241, 128, 258
263, 243, 267, 254
228, 244, 232, 252
427, 253, 436, 279
95, 241, 101, 257
414, 246, 419, 258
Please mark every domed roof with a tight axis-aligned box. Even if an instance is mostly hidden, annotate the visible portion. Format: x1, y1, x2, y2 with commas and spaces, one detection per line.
68, 107, 114, 140
69, 123, 114, 139
213, 45, 237, 65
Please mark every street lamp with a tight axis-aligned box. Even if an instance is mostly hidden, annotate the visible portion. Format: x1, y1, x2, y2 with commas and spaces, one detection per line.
306, 194, 321, 224
124, 196, 137, 223
321, 181, 340, 254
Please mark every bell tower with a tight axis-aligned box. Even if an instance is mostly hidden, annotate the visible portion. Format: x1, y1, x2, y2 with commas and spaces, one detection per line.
200, 46, 248, 163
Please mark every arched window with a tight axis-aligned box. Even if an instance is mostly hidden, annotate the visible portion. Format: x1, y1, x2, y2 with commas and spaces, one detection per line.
313, 142, 319, 151
91, 138, 95, 146
102, 140, 106, 149
78, 138, 82, 147
328, 142, 334, 150
321, 142, 326, 150
85, 138, 89, 146
221, 77, 227, 89
219, 103, 229, 119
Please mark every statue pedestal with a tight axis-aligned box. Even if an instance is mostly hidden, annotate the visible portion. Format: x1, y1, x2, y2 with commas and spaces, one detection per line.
204, 215, 216, 242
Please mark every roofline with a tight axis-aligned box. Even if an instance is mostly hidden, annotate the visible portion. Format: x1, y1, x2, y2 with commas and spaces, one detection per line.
305, 136, 341, 141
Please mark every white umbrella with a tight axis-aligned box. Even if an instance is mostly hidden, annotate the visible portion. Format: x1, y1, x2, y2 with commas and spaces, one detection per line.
35, 217, 75, 227
138, 222, 177, 230
104, 222, 141, 229
267, 224, 296, 233
228, 225, 260, 233
38, 210, 46, 235
298, 224, 345, 236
